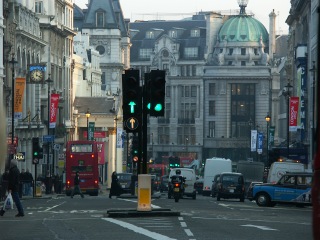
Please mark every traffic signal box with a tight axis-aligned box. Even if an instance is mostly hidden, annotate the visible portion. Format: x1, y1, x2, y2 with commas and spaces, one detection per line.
149, 70, 166, 117
169, 156, 180, 168
122, 69, 142, 132
32, 137, 40, 164
131, 135, 139, 162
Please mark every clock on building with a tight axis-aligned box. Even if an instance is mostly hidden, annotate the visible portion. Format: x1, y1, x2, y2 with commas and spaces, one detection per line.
30, 69, 44, 83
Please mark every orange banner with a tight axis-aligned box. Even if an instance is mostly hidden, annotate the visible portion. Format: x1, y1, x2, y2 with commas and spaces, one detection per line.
14, 78, 26, 119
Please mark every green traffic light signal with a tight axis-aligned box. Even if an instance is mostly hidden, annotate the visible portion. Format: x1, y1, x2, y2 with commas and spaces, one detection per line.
129, 101, 136, 113
154, 103, 162, 111
34, 151, 38, 156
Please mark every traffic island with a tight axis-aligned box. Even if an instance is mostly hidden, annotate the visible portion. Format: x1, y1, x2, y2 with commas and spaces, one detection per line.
106, 208, 180, 218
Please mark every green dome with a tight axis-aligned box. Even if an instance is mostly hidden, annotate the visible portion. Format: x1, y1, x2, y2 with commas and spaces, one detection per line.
218, 15, 269, 43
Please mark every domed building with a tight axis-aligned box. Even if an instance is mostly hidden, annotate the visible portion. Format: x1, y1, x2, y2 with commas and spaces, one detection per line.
127, 0, 277, 168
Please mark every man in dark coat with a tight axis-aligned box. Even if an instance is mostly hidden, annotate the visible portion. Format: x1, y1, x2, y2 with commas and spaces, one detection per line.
0, 160, 24, 217
70, 171, 84, 198
109, 171, 121, 198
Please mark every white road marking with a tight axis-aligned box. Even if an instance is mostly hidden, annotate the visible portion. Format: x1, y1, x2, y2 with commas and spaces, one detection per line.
180, 222, 187, 227
184, 229, 194, 236
118, 198, 161, 209
241, 224, 278, 231
178, 217, 184, 221
43, 202, 66, 212
102, 218, 177, 240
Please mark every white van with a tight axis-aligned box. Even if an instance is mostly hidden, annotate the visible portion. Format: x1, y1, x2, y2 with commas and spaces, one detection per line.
267, 161, 305, 183
202, 158, 232, 196
169, 168, 197, 199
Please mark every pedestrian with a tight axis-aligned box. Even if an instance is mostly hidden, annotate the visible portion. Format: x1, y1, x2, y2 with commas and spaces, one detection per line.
25, 169, 34, 196
45, 170, 52, 194
0, 159, 25, 217
54, 173, 61, 194
70, 171, 84, 198
109, 171, 121, 199
1, 169, 9, 201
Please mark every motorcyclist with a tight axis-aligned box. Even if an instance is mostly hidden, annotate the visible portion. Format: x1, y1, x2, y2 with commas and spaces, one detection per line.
170, 169, 186, 193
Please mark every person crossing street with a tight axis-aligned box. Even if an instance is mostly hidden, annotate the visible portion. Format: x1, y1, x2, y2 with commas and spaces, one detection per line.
70, 171, 84, 198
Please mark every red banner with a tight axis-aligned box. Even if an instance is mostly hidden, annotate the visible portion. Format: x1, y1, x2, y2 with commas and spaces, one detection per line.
49, 93, 60, 128
289, 96, 299, 132
97, 142, 106, 164
83, 131, 107, 138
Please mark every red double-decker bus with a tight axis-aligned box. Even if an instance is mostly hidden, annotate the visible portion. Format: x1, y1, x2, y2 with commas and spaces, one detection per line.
65, 140, 99, 196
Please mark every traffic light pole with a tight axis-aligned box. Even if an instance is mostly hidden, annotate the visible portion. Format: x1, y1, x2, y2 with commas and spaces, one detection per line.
142, 79, 148, 174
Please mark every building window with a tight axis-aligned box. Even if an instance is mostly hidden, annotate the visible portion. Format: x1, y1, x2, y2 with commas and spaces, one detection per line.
209, 121, 215, 138
209, 83, 216, 95
229, 48, 233, 55
35, 1, 43, 13
185, 86, 189, 97
96, 12, 105, 27
241, 61, 246, 66
184, 48, 198, 58
158, 127, 170, 144
170, 30, 177, 38
191, 29, 200, 37
192, 65, 196, 76
96, 45, 105, 55
163, 63, 169, 71
139, 48, 153, 59
146, 31, 154, 39
209, 101, 215, 116
228, 61, 233, 66
254, 48, 258, 55
241, 48, 246, 55
191, 86, 197, 97
166, 86, 170, 97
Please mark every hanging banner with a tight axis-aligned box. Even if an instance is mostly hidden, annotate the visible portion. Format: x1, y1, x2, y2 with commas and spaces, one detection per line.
97, 141, 106, 164
257, 132, 263, 154
289, 96, 299, 132
14, 78, 26, 119
88, 122, 95, 140
250, 130, 257, 152
269, 126, 275, 147
117, 128, 125, 148
49, 93, 60, 128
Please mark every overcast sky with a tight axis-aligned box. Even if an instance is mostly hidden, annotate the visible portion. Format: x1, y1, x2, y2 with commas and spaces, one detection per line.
74, 0, 291, 34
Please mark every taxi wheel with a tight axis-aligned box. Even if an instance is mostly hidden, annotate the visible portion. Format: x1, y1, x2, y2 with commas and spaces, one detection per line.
256, 193, 270, 207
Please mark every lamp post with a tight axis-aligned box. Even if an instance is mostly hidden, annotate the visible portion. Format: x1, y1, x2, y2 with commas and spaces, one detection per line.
45, 75, 53, 193
151, 132, 154, 162
185, 137, 189, 157
9, 54, 17, 165
309, 62, 316, 162
248, 118, 253, 158
265, 113, 271, 165
85, 108, 90, 140
282, 81, 293, 159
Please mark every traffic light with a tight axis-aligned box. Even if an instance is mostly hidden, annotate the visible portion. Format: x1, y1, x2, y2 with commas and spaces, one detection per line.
169, 156, 180, 168
32, 137, 40, 164
122, 69, 141, 132
149, 70, 166, 117
131, 135, 139, 162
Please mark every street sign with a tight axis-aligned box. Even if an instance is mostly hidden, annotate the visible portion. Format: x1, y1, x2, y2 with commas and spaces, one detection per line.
43, 135, 55, 142
125, 117, 139, 131
53, 144, 61, 151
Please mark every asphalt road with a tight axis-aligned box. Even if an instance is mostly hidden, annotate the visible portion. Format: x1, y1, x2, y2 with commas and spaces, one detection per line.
0, 191, 312, 240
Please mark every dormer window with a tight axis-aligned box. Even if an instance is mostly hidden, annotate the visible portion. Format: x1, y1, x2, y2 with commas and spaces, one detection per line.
170, 30, 177, 38
146, 31, 154, 39
96, 11, 105, 27
191, 29, 200, 37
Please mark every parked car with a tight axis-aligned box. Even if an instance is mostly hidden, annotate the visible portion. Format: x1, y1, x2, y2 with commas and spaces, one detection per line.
151, 175, 161, 192
216, 172, 245, 202
246, 181, 263, 200
253, 172, 312, 207
160, 175, 169, 192
211, 174, 221, 197
117, 173, 132, 194
194, 178, 204, 194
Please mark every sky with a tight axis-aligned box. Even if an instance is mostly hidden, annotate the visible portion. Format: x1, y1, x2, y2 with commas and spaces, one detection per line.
74, 0, 291, 34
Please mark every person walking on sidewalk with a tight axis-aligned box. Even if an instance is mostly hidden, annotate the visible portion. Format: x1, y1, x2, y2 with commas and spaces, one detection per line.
71, 171, 84, 198
0, 159, 25, 217
109, 171, 121, 199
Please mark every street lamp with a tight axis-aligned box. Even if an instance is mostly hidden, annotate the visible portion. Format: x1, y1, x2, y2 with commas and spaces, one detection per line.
185, 137, 189, 156
248, 118, 253, 158
265, 113, 271, 165
9, 54, 17, 165
282, 81, 293, 159
86, 108, 90, 140
45, 75, 53, 178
